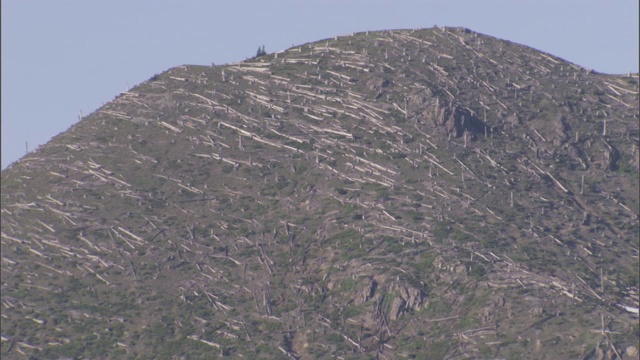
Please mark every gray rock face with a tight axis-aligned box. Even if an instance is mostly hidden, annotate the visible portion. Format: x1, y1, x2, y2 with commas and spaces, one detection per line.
354, 277, 378, 306
387, 282, 426, 320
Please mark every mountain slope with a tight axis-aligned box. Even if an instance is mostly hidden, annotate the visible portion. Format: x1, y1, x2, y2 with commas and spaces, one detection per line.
2, 27, 639, 359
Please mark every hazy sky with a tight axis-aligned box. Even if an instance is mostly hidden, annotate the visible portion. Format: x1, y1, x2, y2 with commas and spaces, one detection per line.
2, 0, 638, 169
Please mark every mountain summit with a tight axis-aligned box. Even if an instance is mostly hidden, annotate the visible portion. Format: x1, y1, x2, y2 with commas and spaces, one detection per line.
2, 27, 638, 359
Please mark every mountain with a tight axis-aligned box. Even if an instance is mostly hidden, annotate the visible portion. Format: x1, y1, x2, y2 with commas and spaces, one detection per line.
1, 27, 638, 359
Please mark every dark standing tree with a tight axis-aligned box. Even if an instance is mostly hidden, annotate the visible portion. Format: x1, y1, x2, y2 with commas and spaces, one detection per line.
256, 45, 267, 57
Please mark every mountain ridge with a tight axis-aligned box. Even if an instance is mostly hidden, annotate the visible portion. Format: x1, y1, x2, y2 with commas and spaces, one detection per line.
2, 27, 638, 359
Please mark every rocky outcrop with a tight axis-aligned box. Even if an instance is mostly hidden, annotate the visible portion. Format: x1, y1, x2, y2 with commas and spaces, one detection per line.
387, 282, 426, 320
415, 99, 485, 138
353, 276, 378, 305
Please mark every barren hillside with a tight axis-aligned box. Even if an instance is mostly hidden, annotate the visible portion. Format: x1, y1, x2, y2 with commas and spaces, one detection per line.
2, 27, 638, 359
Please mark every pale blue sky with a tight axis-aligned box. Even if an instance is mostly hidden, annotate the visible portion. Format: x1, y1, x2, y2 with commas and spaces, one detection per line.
2, 0, 638, 169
